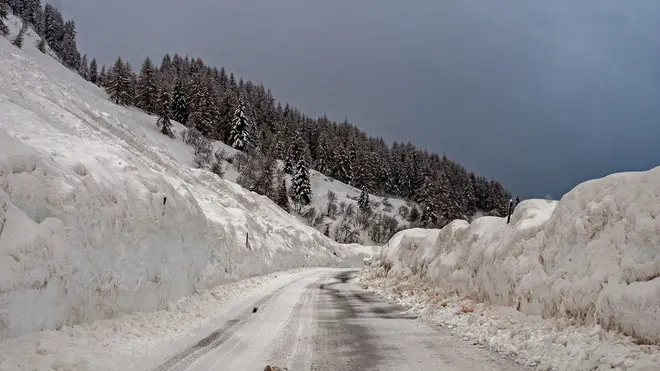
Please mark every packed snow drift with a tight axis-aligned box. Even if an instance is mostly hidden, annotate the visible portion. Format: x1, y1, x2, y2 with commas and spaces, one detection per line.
367, 166, 660, 348
0, 15, 372, 341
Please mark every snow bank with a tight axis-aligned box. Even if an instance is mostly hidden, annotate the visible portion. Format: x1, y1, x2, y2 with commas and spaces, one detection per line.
0, 268, 329, 371
370, 167, 660, 345
361, 269, 660, 371
0, 16, 366, 341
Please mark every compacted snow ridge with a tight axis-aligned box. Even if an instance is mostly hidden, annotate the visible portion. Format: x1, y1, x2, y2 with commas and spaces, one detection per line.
0, 14, 373, 342
362, 168, 660, 370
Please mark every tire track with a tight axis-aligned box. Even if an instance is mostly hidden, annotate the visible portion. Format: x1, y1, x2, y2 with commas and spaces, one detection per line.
152, 275, 309, 371
309, 270, 378, 371
266, 282, 315, 367
287, 282, 321, 371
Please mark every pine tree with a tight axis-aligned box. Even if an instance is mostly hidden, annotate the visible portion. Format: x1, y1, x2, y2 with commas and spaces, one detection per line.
229, 98, 250, 151
347, 143, 358, 185
326, 190, 337, 217
487, 180, 508, 217
99, 65, 107, 87
32, 4, 44, 36
60, 20, 80, 69
136, 57, 159, 114
408, 206, 420, 224
8, 0, 25, 15
289, 134, 305, 166
43, 4, 62, 51
464, 173, 478, 217
421, 199, 439, 228
254, 155, 276, 198
283, 149, 294, 175
217, 92, 235, 142
156, 87, 174, 137
78, 54, 89, 80
12, 19, 28, 48
37, 37, 46, 53
160, 54, 173, 74
188, 77, 217, 137
22, 0, 42, 29
292, 158, 312, 211
0, 1, 8, 36
125, 62, 136, 105
106, 56, 132, 105
276, 179, 290, 212
315, 138, 330, 173
335, 149, 353, 185
418, 173, 447, 228
89, 58, 98, 84
170, 77, 189, 124
358, 188, 370, 213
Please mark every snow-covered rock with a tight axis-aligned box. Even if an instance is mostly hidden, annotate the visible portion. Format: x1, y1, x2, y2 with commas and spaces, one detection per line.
371, 167, 660, 345
0, 14, 367, 341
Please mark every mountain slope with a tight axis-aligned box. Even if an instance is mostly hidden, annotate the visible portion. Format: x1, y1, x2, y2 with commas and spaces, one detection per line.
216, 139, 411, 245
0, 14, 372, 341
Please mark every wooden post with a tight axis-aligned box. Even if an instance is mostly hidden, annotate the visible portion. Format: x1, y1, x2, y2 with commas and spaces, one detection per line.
507, 199, 514, 224
246, 232, 249, 250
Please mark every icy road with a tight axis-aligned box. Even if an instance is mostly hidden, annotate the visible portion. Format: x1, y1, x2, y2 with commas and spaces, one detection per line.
153, 269, 522, 371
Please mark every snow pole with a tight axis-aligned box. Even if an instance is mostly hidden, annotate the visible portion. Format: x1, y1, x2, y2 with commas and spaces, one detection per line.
507, 199, 514, 224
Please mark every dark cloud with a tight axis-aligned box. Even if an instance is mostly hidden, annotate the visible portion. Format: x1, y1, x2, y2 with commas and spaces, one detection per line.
58, 0, 660, 198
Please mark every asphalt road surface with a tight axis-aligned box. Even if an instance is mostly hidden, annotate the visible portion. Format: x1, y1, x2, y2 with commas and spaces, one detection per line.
154, 269, 524, 371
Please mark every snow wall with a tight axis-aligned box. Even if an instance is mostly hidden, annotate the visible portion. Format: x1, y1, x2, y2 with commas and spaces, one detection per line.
0, 18, 369, 340
373, 167, 660, 345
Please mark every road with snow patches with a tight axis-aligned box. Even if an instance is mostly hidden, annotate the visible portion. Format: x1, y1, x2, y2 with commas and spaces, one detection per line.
152, 269, 524, 371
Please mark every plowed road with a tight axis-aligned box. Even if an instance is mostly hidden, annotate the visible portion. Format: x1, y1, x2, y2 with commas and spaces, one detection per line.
154, 269, 523, 371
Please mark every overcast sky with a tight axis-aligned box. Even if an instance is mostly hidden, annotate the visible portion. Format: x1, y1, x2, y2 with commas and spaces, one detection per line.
54, 0, 660, 198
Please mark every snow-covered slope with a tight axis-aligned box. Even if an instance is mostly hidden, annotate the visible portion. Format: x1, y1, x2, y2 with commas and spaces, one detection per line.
218, 140, 411, 245
0, 15, 372, 341
363, 167, 660, 368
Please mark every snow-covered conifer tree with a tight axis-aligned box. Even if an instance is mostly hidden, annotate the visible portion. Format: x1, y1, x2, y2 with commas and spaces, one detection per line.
0, 2, 9, 36
229, 98, 250, 151
89, 58, 98, 84
292, 158, 312, 211
136, 57, 159, 114
170, 78, 189, 125
358, 188, 370, 213
106, 56, 132, 105
78, 54, 89, 80
12, 19, 27, 48
157, 87, 174, 137
276, 179, 290, 212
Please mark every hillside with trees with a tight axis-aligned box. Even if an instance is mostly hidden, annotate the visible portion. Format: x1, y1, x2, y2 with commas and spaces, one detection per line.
2, 0, 512, 243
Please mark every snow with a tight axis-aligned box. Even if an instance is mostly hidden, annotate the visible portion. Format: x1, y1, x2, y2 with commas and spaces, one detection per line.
217, 139, 410, 246
221, 150, 411, 242
362, 168, 660, 370
308, 169, 409, 222
0, 14, 368, 342
0, 268, 331, 371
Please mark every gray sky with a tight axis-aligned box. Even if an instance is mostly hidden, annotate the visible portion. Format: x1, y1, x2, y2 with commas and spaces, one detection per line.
55, 0, 660, 198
